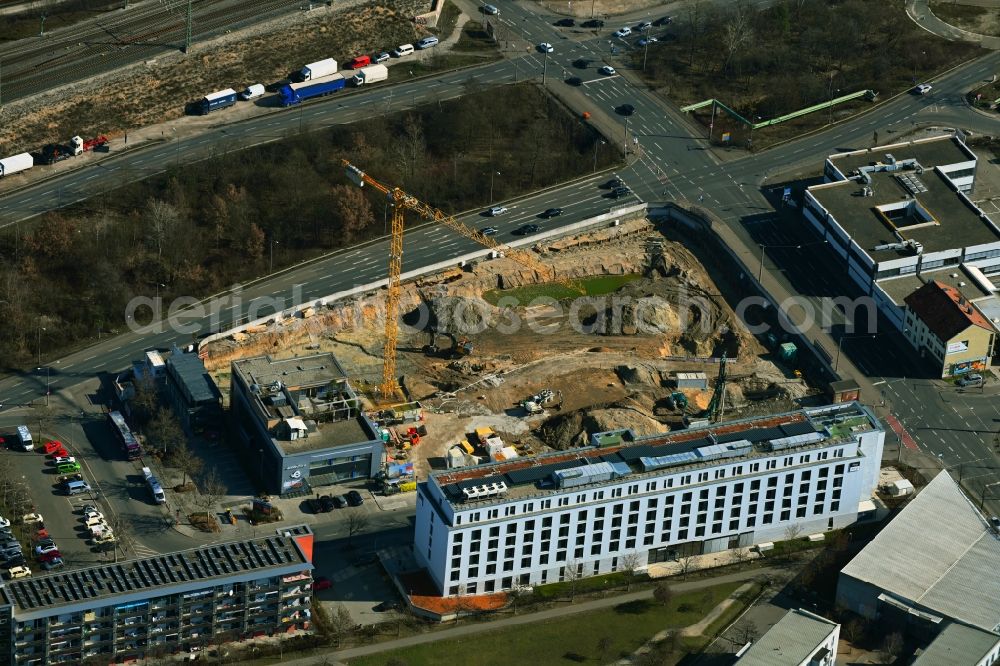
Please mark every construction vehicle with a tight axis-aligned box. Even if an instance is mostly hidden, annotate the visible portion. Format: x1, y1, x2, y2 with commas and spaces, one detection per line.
666, 391, 688, 411
699, 353, 728, 421
426, 328, 473, 358
521, 389, 555, 415
342, 160, 559, 399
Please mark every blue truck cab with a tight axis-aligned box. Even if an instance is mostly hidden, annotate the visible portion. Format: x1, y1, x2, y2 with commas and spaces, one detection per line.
278, 73, 346, 106
197, 88, 238, 115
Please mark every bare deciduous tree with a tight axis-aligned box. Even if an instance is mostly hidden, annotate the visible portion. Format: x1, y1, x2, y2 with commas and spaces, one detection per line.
619, 551, 643, 591
346, 512, 369, 546
677, 555, 697, 580
730, 547, 752, 565
879, 631, 904, 664
732, 618, 760, 645
783, 523, 804, 541
653, 582, 674, 607
196, 469, 227, 515
328, 604, 355, 647
145, 408, 184, 456
169, 440, 203, 488
563, 560, 582, 600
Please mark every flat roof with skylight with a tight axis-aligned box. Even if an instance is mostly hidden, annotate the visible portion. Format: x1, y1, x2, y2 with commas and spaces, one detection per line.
810, 167, 998, 259
828, 135, 974, 176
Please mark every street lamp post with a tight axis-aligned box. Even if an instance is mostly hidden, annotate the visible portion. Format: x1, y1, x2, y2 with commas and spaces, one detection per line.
489, 171, 501, 204
542, 51, 548, 85
623, 115, 630, 158
36, 323, 45, 365
980, 480, 1000, 510
269, 239, 279, 273
835, 334, 876, 372
37, 367, 49, 407
593, 140, 605, 173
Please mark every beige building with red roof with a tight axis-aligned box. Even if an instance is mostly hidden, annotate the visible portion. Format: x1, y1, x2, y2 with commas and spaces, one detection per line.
903, 280, 998, 378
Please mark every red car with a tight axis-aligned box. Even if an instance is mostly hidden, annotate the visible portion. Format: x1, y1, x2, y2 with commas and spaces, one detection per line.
44, 441, 65, 455
312, 577, 332, 591
346, 55, 371, 69
37, 550, 61, 563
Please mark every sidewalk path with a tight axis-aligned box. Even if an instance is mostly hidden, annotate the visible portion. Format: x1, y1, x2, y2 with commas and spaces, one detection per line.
907, 0, 1000, 49
277, 565, 778, 666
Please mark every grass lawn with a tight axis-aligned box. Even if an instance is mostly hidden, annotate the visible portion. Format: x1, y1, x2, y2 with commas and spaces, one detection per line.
483, 274, 642, 306
349, 581, 744, 666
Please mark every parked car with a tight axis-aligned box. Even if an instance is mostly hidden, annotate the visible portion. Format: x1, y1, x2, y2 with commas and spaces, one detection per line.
306, 498, 323, 514
0, 516, 9, 529
83, 510, 104, 522
637, 36, 658, 47
537, 42, 554, 53
652, 15, 673, 26
4, 555, 26, 568
43, 441, 64, 455
312, 576, 333, 591
482, 3, 498, 14
332, 495, 349, 509
34, 542, 58, 556
635, 20, 652, 31
614, 27, 631, 38
374, 52, 391, 63
554, 17, 574, 26
80, 504, 99, 515
42, 557, 64, 571
93, 532, 116, 545
21, 513, 43, 525
318, 495, 336, 512
957, 373, 983, 387
37, 550, 61, 563
541, 207, 564, 218
573, 58, 590, 69
581, 19, 604, 28
487, 206, 508, 216
52, 456, 76, 466
617, 103, 636, 116
7, 566, 31, 579
57, 462, 81, 474
346, 490, 365, 506
599, 65, 617, 75
374, 600, 402, 612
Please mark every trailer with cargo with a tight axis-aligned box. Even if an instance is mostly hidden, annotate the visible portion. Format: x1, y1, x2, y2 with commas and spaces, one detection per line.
0, 153, 33, 178
279, 73, 346, 106
352, 64, 389, 87
197, 89, 238, 115
294, 57, 337, 82
39, 135, 109, 165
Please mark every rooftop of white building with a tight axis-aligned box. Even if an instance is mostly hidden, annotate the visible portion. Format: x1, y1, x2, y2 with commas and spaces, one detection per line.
912, 622, 1000, 666
840, 471, 1000, 632
827, 135, 974, 176
736, 608, 839, 666
432, 403, 878, 506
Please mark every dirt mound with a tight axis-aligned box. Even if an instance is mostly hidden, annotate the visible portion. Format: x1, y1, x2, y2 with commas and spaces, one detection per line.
587, 407, 669, 439
538, 399, 669, 450
615, 364, 661, 387
539, 410, 588, 450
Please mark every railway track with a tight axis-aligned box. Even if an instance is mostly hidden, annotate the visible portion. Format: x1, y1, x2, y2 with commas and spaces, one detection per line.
0, 0, 304, 103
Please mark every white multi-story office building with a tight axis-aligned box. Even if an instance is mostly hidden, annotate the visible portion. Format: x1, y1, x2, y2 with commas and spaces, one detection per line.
415, 402, 883, 597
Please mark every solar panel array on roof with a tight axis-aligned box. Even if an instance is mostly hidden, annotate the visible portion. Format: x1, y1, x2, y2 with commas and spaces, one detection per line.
640, 452, 698, 472
5, 528, 311, 613
505, 459, 587, 486
781, 421, 818, 437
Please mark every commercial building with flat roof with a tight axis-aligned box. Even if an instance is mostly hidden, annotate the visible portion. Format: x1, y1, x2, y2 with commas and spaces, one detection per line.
0, 525, 315, 665
736, 608, 839, 666
230, 353, 383, 495
836, 471, 1000, 633
802, 135, 1000, 374
416, 402, 883, 597
165, 348, 223, 435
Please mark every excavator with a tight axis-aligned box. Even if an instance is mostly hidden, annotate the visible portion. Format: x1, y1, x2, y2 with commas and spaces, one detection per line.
425, 328, 473, 358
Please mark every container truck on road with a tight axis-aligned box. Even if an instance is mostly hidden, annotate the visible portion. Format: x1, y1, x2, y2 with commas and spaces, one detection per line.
40, 135, 109, 164
0, 153, 33, 178
279, 73, 346, 106
197, 89, 238, 115
352, 64, 388, 87
293, 58, 337, 82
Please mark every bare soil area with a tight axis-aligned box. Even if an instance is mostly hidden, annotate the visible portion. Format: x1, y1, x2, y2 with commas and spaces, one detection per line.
929, 0, 1000, 37
203, 216, 818, 478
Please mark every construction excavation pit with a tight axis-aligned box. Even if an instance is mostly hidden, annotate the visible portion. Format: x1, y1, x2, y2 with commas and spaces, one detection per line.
203, 216, 819, 478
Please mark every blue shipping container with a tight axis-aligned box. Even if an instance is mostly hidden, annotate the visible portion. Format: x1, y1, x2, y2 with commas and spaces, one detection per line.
198, 88, 238, 115
279, 73, 346, 106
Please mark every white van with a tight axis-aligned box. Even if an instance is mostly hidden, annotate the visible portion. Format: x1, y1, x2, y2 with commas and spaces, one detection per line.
392, 43, 415, 57
15, 425, 32, 452
417, 36, 439, 49
239, 84, 266, 101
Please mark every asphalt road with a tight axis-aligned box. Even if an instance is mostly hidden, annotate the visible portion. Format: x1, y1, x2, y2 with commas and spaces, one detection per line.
1, 1, 1000, 537
0, 0, 305, 103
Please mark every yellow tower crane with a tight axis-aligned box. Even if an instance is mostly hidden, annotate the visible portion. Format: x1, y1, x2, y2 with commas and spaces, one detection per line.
343, 160, 559, 399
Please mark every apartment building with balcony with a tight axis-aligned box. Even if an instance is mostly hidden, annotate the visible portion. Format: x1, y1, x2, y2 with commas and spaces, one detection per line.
0, 525, 314, 665
415, 403, 883, 597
